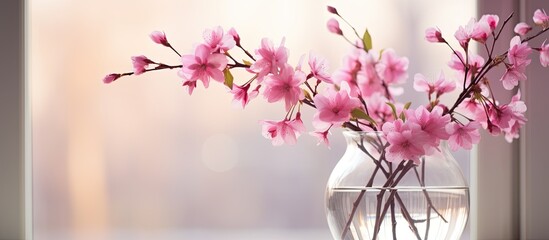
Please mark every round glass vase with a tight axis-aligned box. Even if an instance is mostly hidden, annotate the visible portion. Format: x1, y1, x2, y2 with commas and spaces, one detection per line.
325, 131, 469, 240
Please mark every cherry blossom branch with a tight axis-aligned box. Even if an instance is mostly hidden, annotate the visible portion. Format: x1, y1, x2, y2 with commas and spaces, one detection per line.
372, 161, 416, 240
115, 63, 183, 79
413, 167, 448, 222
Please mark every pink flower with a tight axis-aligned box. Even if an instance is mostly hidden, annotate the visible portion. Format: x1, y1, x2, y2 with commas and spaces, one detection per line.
382, 119, 427, 164
308, 52, 332, 83
533, 9, 549, 27
181, 79, 197, 95
227, 27, 241, 46
405, 106, 451, 150
514, 22, 532, 36
150, 31, 169, 47
131, 55, 154, 75
363, 93, 392, 123
102, 73, 121, 84
250, 38, 289, 82
480, 14, 499, 31
448, 51, 466, 71
313, 88, 360, 126
179, 44, 228, 93
413, 72, 456, 97
310, 129, 331, 147
458, 97, 487, 123
425, 27, 445, 43
468, 54, 486, 73
376, 49, 409, 85
327, 18, 343, 35
261, 113, 306, 146
262, 64, 305, 111
500, 63, 527, 90
231, 84, 259, 108
203, 26, 236, 52
446, 121, 481, 151
332, 49, 382, 98
508, 36, 532, 66
454, 19, 475, 49
502, 91, 527, 142
540, 40, 549, 67
471, 21, 490, 43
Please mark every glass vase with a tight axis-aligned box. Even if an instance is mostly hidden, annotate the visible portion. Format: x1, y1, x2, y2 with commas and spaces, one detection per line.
325, 131, 469, 240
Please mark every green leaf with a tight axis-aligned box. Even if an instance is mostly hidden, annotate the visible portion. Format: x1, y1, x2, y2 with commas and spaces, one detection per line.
351, 108, 377, 126
400, 102, 412, 121
223, 68, 234, 89
362, 29, 372, 52
302, 89, 312, 101
386, 102, 398, 120
243, 60, 253, 66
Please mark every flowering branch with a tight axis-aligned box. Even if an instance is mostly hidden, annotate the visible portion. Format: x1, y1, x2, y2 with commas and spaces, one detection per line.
103, 5, 549, 240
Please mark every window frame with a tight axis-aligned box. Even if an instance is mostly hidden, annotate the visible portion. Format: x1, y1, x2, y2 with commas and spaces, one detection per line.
5, 1, 547, 239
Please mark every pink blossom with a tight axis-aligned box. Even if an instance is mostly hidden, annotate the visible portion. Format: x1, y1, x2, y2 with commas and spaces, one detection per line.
308, 52, 332, 83
446, 121, 481, 151
425, 27, 445, 43
508, 36, 532, 66
231, 84, 259, 108
363, 93, 392, 123
376, 49, 409, 85
488, 105, 514, 131
500, 63, 527, 90
261, 113, 306, 146
102, 73, 121, 84
458, 97, 487, 123
179, 44, 228, 93
405, 106, 451, 150
540, 40, 549, 67
502, 91, 527, 142
413, 72, 456, 97
327, 18, 343, 35
181, 78, 197, 95
250, 38, 289, 82
227, 27, 241, 46
514, 22, 532, 36
313, 88, 361, 126
533, 9, 549, 27
471, 21, 490, 43
468, 54, 486, 73
203, 26, 236, 52
262, 64, 305, 111
333, 49, 384, 98
331, 51, 362, 96
150, 31, 169, 47
480, 14, 499, 31
382, 119, 427, 164
448, 51, 466, 71
131, 55, 154, 75
310, 129, 331, 147
454, 19, 475, 49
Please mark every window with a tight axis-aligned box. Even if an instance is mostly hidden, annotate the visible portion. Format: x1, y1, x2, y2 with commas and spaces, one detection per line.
15, 1, 536, 239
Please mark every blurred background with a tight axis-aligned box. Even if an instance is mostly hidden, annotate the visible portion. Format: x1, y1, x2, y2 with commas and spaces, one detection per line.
29, 0, 475, 239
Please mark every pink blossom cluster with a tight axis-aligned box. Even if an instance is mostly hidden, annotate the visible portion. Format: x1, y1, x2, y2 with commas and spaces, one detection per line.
104, 6, 549, 164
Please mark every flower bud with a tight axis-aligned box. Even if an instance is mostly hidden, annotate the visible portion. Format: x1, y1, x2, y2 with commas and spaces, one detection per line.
131, 55, 153, 75
533, 9, 549, 28
425, 27, 445, 43
103, 73, 121, 84
514, 22, 532, 36
327, 6, 338, 15
228, 27, 241, 46
327, 18, 343, 35
150, 31, 170, 47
